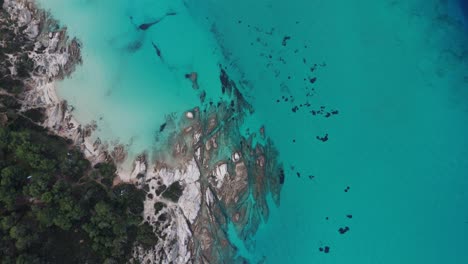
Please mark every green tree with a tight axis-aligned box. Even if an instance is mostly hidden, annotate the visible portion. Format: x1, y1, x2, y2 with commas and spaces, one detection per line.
136, 222, 158, 249
9, 131, 56, 172
9, 224, 38, 251
0, 166, 26, 210
24, 173, 53, 198
83, 202, 120, 254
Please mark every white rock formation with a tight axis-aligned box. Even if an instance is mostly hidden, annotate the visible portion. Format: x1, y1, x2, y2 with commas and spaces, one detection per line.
134, 159, 201, 263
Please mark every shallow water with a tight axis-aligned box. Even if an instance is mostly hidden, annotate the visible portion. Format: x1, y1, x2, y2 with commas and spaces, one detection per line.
37, 0, 468, 263
37, 0, 225, 160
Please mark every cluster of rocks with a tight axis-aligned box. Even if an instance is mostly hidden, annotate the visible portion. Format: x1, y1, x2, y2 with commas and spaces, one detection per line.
130, 68, 284, 263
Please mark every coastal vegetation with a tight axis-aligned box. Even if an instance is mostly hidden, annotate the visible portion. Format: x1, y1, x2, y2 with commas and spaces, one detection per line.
0, 110, 157, 263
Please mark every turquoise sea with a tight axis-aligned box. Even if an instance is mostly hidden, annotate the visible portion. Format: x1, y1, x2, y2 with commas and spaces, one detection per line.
37, 0, 468, 263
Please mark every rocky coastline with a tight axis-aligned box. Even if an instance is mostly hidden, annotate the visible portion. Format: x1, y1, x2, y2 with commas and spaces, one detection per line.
131, 71, 283, 263
1, 0, 111, 166
1, 1, 284, 263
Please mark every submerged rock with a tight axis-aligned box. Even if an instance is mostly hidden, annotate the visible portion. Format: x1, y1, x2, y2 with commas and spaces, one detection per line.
133, 68, 284, 263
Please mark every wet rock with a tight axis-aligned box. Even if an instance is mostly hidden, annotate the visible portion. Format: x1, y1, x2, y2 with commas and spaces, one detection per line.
135, 68, 282, 263
136, 11, 176, 31
199, 90, 206, 103
316, 133, 329, 142
279, 168, 285, 184
185, 72, 199, 89
282, 35, 291, 46
338, 226, 350, 234
111, 144, 127, 164
159, 122, 167, 132
319, 246, 331, 253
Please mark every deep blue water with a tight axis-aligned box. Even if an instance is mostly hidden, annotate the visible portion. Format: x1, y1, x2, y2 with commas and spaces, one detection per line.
460, 0, 468, 18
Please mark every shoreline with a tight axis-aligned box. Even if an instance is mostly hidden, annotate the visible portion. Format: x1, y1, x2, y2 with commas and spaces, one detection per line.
3, 1, 284, 263
3, 0, 143, 183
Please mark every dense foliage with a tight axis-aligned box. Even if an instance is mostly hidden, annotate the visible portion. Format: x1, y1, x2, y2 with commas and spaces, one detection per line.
0, 108, 156, 263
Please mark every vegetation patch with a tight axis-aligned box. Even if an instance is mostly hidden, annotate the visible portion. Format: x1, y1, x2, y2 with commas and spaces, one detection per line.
0, 114, 157, 263
161, 181, 184, 203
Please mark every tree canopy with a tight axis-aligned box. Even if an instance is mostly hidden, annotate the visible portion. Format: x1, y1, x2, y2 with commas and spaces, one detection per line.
0, 105, 156, 263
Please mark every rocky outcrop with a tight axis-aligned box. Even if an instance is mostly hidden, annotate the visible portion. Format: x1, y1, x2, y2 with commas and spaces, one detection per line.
132, 69, 283, 263
1, 0, 109, 165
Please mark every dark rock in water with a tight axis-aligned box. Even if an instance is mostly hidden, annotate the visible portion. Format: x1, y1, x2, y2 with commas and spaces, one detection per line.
338, 226, 350, 234
220, 68, 231, 94
159, 122, 167, 132
151, 42, 164, 62
346, 214, 353, 219
282, 35, 291, 46
217, 66, 254, 113
316, 133, 329, 142
185, 72, 199, 89
319, 246, 331, 253
126, 39, 143, 52
309, 77, 317, 84
139, 22, 156, 30
137, 11, 177, 31
279, 168, 285, 184
138, 18, 163, 30
199, 90, 206, 103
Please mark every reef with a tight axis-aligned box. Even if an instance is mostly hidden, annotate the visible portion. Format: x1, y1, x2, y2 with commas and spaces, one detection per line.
131, 67, 283, 263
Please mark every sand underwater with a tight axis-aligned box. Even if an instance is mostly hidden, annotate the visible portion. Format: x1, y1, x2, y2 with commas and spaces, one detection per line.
36, 0, 468, 263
